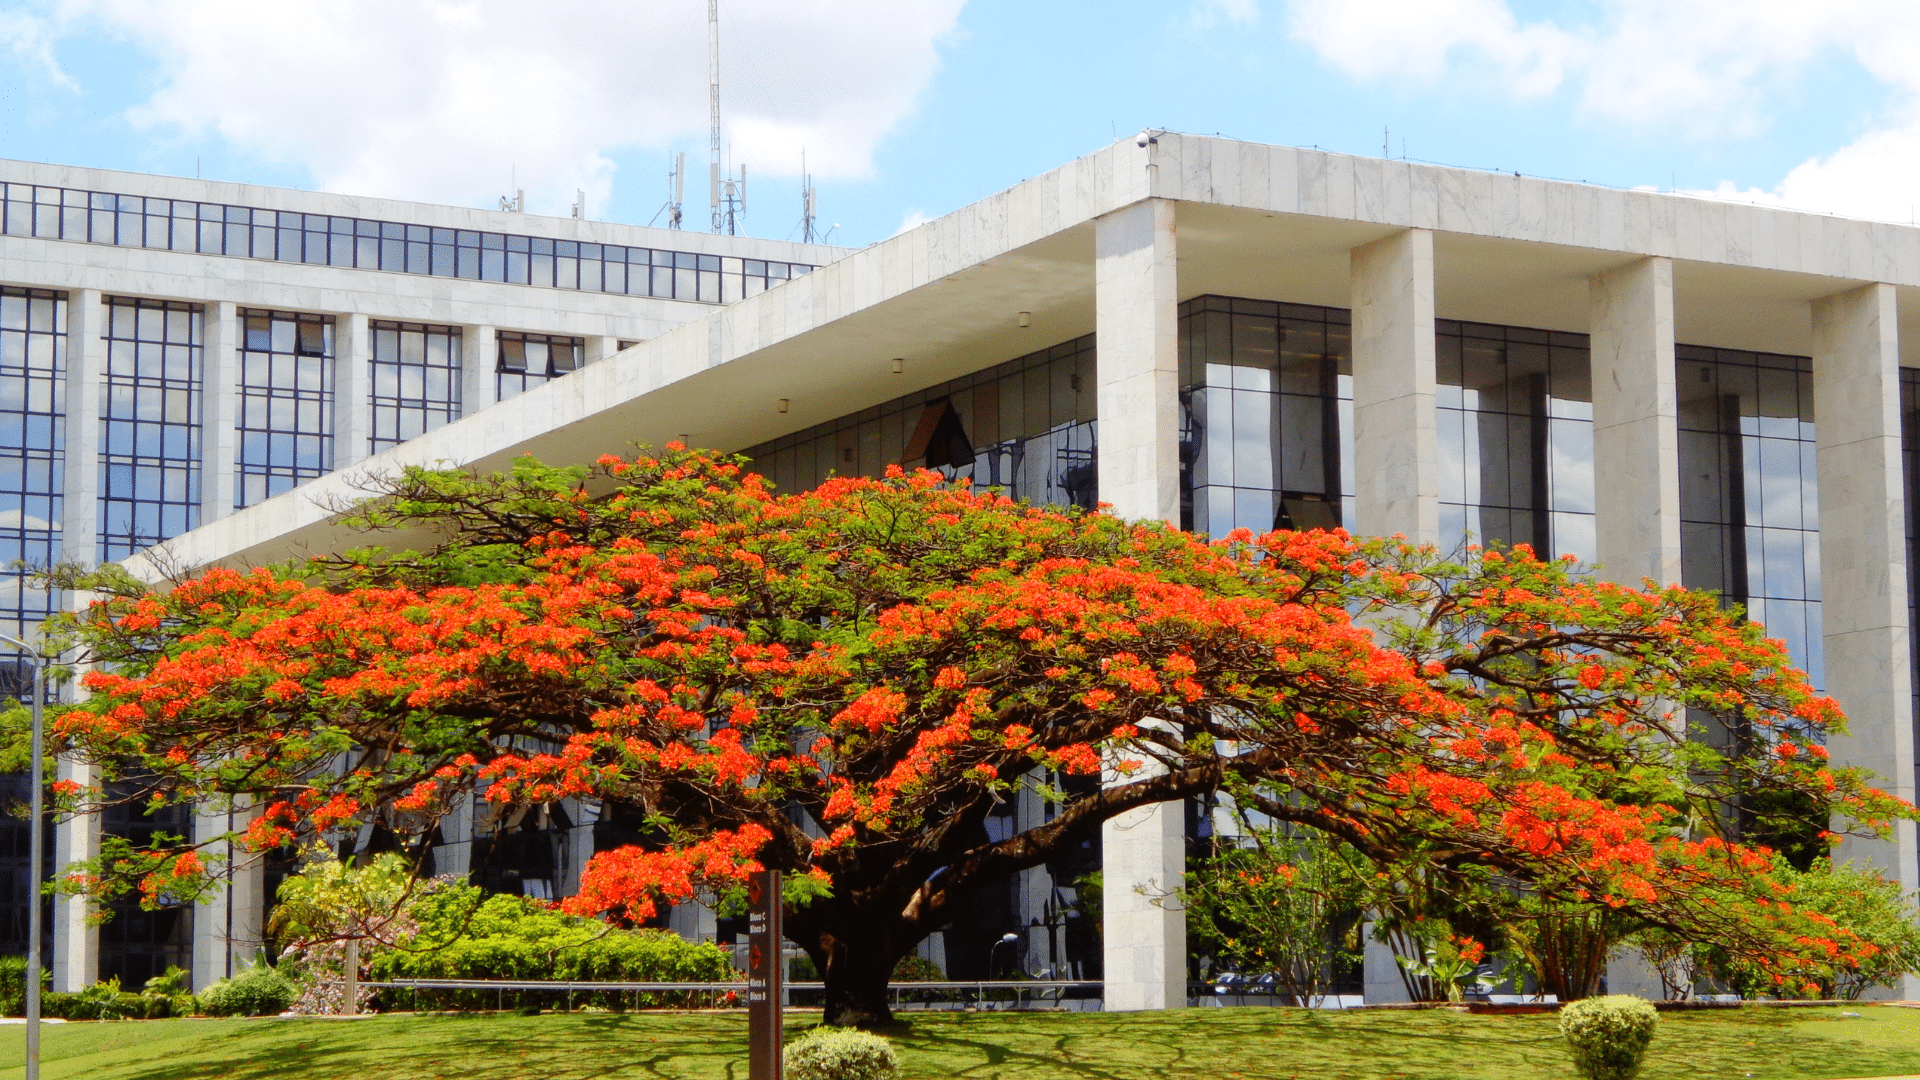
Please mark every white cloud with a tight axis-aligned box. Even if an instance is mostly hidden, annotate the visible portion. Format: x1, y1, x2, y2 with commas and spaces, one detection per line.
1287, 0, 1579, 99
1286, 0, 1920, 222
891, 208, 932, 236
1685, 122, 1920, 225
20, 0, 964, 215
0, 7, 73, 89
1286, 0, 1920, 133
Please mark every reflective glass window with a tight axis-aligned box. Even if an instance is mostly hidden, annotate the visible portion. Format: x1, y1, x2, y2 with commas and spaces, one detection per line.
369, 321, 461, 454
236, 309, 334, 508
1437, 321, 1595, 561
495, 331, 585, 402
1678, 345, 1821, 693
0, 286, 65, 672
746, 335, 1098, 510
1179, 296, 1353, 538
99, 297, 202, 562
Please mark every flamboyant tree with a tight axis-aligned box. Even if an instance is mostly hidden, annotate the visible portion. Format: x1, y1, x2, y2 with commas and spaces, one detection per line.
40, 448, 1910, 1025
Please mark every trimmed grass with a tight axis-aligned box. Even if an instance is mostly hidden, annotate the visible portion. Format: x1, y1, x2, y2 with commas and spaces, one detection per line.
0, 1005, 1915, 1080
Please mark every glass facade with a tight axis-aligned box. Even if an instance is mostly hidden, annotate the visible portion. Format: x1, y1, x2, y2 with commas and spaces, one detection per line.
237, 309, 333, 509
496, 331, 584, 402
369, 321, 461, 454
1180, 296, 1353, 538
0, 182, 814, 304
100, 297, 202, 562
98, 788, 194, 987
0, 287, 64, 661
1677, 345, 1822, 688
746, 335, 1098, 507
1437, 320, 1596, 562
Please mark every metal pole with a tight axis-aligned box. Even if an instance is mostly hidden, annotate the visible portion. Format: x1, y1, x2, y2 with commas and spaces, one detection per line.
25, 657, 41, 1080
0, 633, 46, 1080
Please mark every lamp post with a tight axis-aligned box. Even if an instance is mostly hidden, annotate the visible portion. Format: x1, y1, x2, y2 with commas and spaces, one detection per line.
988, 932, 1019, 978
0, 633, 45, 1080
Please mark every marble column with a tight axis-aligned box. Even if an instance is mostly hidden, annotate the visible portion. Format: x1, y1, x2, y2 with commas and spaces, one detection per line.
1811, 282, 1920, 999
1590, 257, 1682, 587
52, 290, 103, 992
200, 301, 239, 521
461, 324, 497, 417
1350, 229, 1439, 544
1094, 197, 1186, 1011
192, 801, 262, 990
333, 313, 371, 470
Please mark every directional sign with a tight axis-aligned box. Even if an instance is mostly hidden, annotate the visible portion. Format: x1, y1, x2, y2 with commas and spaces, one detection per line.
746, 868, 783, 1080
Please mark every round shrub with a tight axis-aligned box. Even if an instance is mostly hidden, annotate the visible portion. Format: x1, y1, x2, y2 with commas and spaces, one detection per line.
783, 1027, 899, 1080
198, 964, 296, 1017
1558, 994, 1659, 1080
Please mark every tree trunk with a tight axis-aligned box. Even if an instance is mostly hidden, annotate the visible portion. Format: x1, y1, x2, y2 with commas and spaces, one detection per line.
788, 901, 911, 1028
818, 931, 900, 1027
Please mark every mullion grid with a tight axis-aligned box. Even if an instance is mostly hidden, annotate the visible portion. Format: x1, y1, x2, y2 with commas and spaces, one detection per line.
744, 335, 1098, 509
0, 182, 813, 305
1178, 295, 1353, 539
1677, 344, 1821, 689
237, 309, 335, 508
369, 321, 461, 454
1436, 321, 1595, 562
0, 286, 65, 700
496, 331, 585, 402
99, 297, 202, 563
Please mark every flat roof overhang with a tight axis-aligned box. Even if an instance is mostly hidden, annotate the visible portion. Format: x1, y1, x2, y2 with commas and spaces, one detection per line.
129, 135, 1920, 581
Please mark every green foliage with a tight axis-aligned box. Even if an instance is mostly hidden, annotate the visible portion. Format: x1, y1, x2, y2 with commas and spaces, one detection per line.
142, 965, 197, 1018
270, 849, 423, 946
1558, 994, 1659, 1080
38, 976, 170, 1020
1706, 858, 1920, 1000
783, 1027, 899, 1080
198, 963, 296, 1017
1184, 827, 1369, 1004
0, 954, 48, 1016
368, 884, 736, 1010
890, 954, 943, 982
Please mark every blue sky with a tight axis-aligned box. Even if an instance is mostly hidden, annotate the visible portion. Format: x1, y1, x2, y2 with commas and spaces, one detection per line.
2, 0, 1917, 246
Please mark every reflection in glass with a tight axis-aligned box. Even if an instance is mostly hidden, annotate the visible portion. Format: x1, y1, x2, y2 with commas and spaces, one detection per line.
1678, 345, 1821, 691
99, 296, 202, 561
1179, 296, 1352, 539
1437, 321, 1595, 562
746, 336, 1097, 510
237, 309, 334, 508
369, 322, 461, 454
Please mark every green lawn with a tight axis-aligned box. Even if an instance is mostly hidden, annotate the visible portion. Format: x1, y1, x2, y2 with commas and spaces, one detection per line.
0, 1005, 1916, 1080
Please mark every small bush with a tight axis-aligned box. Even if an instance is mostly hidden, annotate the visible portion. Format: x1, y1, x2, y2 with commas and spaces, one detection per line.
198, 963, 296, 1017
0, 955, 48, 1017
891, 954, 943, 982
784, 1027, 898, 1080
40, 979, 145, 1020
1559, 994, 1659, 1080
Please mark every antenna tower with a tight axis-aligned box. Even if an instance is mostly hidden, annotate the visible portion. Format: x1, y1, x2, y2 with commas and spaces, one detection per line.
708, 0, 745, 235
799, 150, 819, 244
668, 151, 685, 229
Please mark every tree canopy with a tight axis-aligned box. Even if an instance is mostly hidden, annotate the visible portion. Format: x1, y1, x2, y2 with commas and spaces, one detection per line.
41, 447, 1911, 1024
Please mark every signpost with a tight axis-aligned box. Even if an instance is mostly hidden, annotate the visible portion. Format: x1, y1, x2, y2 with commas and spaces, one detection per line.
746, 868, 784, 1080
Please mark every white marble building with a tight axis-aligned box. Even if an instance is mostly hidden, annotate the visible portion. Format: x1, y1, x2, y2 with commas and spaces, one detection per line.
8, 132, 1920, 1004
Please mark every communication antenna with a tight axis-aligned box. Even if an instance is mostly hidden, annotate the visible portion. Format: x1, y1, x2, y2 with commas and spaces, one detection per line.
709, 0, 723, 232
799, 150, 820, 244
570, 189, 586, 219
708, 0, 747, 235
670, 152, 685, 229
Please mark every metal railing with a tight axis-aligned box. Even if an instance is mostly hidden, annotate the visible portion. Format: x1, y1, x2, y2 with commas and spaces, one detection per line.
360, 978, 1104, 1013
